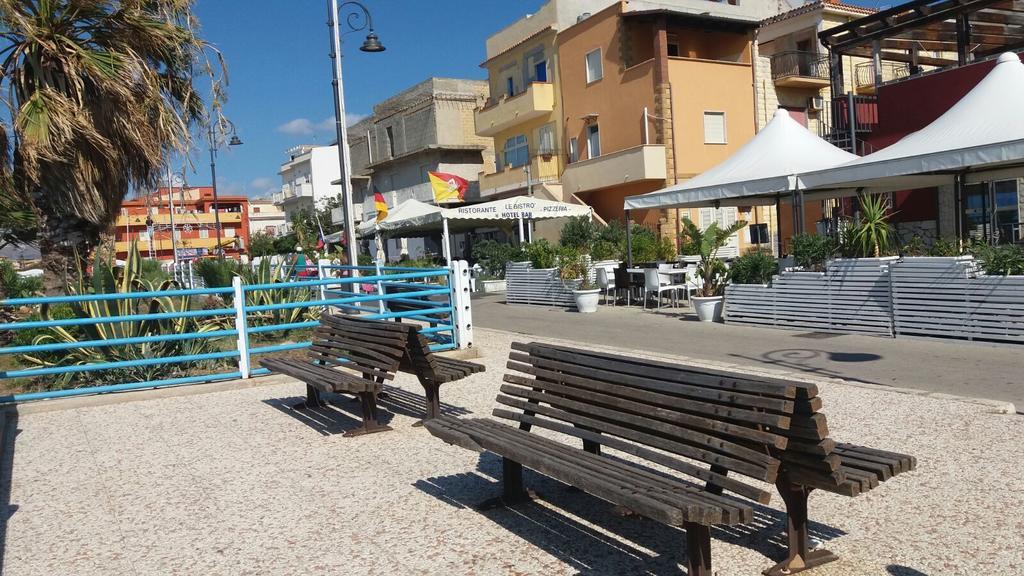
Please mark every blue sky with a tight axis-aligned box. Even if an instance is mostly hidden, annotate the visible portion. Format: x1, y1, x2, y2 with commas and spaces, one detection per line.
191, 0, 878, 198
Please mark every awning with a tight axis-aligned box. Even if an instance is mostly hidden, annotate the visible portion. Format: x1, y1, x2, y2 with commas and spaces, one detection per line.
623, 109, 857, 210
441, 195, 592, 221
356, 199, 443, 237
799, 52, 1024, 191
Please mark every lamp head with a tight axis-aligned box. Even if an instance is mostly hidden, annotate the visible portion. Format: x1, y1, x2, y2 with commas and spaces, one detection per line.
360, 31, 385, 52
228, 135, 243, 146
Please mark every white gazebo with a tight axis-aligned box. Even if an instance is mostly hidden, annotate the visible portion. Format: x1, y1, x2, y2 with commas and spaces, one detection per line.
800, 52, 1024, 193
362, 195, 593, 265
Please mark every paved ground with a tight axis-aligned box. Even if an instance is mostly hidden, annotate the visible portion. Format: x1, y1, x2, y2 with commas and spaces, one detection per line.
2, 328, 1022, 575
472, 293, 1024, 410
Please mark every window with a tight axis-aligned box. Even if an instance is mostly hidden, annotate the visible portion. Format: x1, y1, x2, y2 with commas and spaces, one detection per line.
503, 134, 529, 168
537, 123, 555, 155
506, 76, 515, 97
199, 229, 210, 239
586, 124, 601, 159
173, 230, 182, 240
703, 112, 726, 144
385, 126, 395, 158
748, 223, 770, 245
534, 60, 548, 82
224, 228, 236, 238
585, 48, 603, 83
568, 137, 579, 163
667, 34, 680, 58
253, 207, 261, 213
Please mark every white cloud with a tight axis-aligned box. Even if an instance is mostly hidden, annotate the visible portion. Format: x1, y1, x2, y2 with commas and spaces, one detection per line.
250, 177, 275, 190
276, 118, 316, 136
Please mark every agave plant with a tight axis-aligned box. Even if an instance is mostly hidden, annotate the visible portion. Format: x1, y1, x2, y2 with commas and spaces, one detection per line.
238, 258, 321, 338
20, 244, 231, 388
679, 217, 748, 297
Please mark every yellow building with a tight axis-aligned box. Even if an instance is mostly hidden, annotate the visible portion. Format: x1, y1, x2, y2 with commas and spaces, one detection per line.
556, 1, 782, 256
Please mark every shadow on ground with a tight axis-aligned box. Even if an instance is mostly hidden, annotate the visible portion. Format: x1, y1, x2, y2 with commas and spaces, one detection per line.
262, 385, 470, 436
887, 565, 930, 575
416, 452, 845, 576
0, 409, 19, 569
729, 348, 886, 386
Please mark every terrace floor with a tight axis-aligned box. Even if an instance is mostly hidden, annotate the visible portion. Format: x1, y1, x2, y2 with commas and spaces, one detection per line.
1, 328, 1022, 575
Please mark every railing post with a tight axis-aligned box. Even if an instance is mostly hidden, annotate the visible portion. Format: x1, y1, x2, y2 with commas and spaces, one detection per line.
450, 260, 474, 349
317, 259, 328, 303
232, 276, 251, 379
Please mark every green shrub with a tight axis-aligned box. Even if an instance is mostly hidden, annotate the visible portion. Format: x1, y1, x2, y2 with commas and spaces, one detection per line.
249, 232, 277, 258
559, 216, 598, 250
970, 243, 1024, 276
590, 240, 620, 261
523, 239, 559, 269
193, 258, 242, 288
791, 233, 837, 271
471, 240, 523, 279
929, 238, 961, 257
729, 250, 777, 285
0, 260, 42, 299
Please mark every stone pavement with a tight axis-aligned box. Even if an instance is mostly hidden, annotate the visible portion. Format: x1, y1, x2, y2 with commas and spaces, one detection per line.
1, 328, 1023, 575
472, 293, 1023, 411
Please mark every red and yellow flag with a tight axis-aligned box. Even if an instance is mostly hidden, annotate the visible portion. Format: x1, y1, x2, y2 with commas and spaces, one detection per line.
374, 190, 388, 222
428, 171, 469, 204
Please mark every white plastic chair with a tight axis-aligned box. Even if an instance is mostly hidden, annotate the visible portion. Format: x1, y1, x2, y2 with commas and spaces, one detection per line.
643, 268, 687, 310
596, 267, 616, 306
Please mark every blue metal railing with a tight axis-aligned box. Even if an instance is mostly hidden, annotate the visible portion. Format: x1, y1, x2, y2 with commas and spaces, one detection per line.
0, 264, 457, 404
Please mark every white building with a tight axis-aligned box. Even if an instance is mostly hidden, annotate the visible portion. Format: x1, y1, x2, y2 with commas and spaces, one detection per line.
247, 198, 287, 237
274, 144, 341, 233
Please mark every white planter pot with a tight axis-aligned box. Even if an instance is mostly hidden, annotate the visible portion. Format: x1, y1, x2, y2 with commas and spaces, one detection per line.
573, 289, 601, 314
692, 295, 724, 322
479, 279, 507, 293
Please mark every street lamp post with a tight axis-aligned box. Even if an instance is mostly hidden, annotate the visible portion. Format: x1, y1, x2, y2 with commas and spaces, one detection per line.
328, 0, 385, 272
207, 119, 243, 259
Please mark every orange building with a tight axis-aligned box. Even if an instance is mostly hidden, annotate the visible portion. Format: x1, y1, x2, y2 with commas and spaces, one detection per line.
557, 1, 775, 255
113, 187, 251, 261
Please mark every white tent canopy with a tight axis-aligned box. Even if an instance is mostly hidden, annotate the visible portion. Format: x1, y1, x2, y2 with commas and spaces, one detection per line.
441, 195, 592, 221
623, 109, 858, 210
356, 199, 443, 237
800, 52, 1024, 191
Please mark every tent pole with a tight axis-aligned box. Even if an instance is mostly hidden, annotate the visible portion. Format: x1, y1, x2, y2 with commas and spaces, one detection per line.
775, 193, 783, 257
625, 209, 634, 268
518, 216, 525, 245
442, 217, 452, 267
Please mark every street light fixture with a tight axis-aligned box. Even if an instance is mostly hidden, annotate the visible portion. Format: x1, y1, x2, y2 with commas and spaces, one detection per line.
208, 118, 243, 259
328, 0, 385, 275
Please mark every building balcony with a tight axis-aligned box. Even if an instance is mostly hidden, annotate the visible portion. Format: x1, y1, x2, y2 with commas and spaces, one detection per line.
479, 155, 561, 198
276, 182, 314, 202
114, 236, 234, 253
475, 82, 555, 137
115, 212, 243, 227
562, 145, 666, 195
770, 51, 830, 88
855, 61, 912, 94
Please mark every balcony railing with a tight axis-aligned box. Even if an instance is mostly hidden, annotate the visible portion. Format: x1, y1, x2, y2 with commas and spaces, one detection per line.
770, 51, 830, 87
855, 61, 912, 93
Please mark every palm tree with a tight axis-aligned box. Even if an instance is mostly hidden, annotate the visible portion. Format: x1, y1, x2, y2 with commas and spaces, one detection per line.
851, 194, 895, 258
0, 1, 225, 293
679, 216, 748, 297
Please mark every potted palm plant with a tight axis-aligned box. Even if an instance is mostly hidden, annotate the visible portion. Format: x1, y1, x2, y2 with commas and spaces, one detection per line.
559, 249, 600, 313
680, 218, 748, 322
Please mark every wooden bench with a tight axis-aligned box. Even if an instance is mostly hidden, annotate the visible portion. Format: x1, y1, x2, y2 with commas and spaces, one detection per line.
397, 324, 485, 420
764, 383, 917, 576
260, 314, 409, 437
426, 341, 799, 576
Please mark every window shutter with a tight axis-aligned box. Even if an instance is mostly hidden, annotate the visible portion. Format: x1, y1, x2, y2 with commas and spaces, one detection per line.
703, 112, 726, 144
699, 208, 714, 230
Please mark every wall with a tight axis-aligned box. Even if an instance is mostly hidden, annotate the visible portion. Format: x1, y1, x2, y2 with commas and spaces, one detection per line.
308, 147, 342, 205
669, 57, 755, 178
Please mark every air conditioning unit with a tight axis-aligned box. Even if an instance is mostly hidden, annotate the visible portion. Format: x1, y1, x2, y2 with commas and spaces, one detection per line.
808, 96, 824, 111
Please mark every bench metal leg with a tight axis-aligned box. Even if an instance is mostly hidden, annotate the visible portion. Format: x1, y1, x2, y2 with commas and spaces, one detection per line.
476, 457, 537, 510
290, 384, 327, 410
343, 392, 393, 437
684, 522, 712, 576
763, 478, 838, 576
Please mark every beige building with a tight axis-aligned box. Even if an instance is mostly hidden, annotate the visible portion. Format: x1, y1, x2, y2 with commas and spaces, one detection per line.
248, 198, 287, 237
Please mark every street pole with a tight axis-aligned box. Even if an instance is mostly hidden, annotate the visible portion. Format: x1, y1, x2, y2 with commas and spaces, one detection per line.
166, 164, 180, 271
208, 124, 224, 259
328, 0, 359, 275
